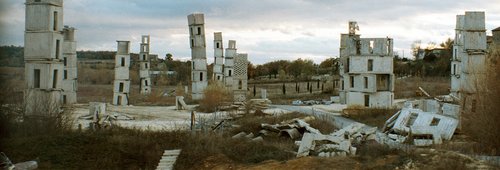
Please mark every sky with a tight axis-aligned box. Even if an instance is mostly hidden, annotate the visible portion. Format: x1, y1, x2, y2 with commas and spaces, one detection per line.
0, 0, 499, 64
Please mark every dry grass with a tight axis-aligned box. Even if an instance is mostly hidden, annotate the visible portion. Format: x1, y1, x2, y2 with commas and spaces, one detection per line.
198, 81, 232, 112
343, 108, 399, 128
461, 45, 500, 155
395, 76, 450, 99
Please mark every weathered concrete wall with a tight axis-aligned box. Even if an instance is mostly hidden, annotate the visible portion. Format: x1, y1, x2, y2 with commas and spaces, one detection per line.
188, 13, 208, 100
213, 32, 224, 82
349, 56, 393, 73
25, 62, 64, 89
233, 53, 248, 102
224, 40, 237, 88
62, 26, 77, 104
113, 41, 130, 106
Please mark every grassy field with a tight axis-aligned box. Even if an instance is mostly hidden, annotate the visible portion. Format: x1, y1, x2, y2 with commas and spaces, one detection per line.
394, 76, 450, 99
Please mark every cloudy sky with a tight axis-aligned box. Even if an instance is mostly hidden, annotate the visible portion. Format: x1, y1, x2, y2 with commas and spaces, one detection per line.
1, 0, 499, 64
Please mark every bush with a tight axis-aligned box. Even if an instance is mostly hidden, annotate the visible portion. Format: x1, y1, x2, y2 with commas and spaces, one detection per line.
198, 81, 232, 112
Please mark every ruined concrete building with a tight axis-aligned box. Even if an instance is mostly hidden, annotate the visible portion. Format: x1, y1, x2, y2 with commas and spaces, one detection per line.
232, 53, 248, 102
139, 35, 152, 94
188, 13, 208, 100
62, 26, 77, 104
113, 41, 131, 106
24, 0, 65, 114
224, 40, 237, 89
338, 21, 395, 108
450, 11, 488, 113
213, 32, 224, 82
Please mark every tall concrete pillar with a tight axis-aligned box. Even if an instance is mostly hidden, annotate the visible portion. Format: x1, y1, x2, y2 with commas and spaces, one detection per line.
224, 40, 237, 88
233, 53, 248, 102
113, 41, 131, 106
213, 32, 224, 82
139, 35, 152, 94
62, 26, 78, 104
24, 0, 65, 115
188, 13, 208, 100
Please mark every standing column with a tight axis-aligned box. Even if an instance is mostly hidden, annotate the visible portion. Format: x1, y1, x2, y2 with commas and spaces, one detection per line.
24, 0, 65, 115
139, 35, 152, 94
113, 41, 131, 106
188, 13, 208, 100
213, 32, 224, 82
62, 26, 78, 104
233, 53, 248, 102
224, 40, 237, 88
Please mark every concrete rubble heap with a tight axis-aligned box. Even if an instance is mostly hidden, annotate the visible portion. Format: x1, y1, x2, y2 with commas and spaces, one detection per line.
213, 32, 224, 82
24, 0, 67, 115
139, 35, 152, 94
450, 11, 488, 115
188, 13, 208, 100
378, 101, 459, 147
61, 26, 78, 104
80, 102, 134, 129
338, 21, 395, 108
224, 40, 237, 89
113, 41, 131, 106
232, 53, 248, 102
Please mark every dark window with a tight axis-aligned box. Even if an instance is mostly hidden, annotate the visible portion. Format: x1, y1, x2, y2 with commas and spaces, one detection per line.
64, 57, 67, 66
346, 58, 350, 73
143, 55, 146, 60
64, 70, 67, 79
53, 11, 58, 31
117, 96, 122, 105
406, 112, 418, 127
191, 39, 194, 47
453, 64, 456, 75
199, 72, 203, 81
364, 77, 368, 89
368, 59, 373, 71
350, 76, 354, 88
190, 27, 193, 35
238, 80, 242, 89
364, 95, 369, 107
145, 63, 148, 69
55, 40, 60, 59
119, 82, 124, 92
216, 43, 220, 48
62, 95, 67, 104
121, 57, 125, 67
197, 27, 201, 35
34, 69, 41, 88
145, 80, 148, 86
430, 118, 440, 126
53, 69, 58, 88
229, 70, 232, 76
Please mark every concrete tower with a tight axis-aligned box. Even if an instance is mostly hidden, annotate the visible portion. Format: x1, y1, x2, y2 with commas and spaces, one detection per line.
24, 0, 65, 115
113, 41, 131, 106
213, 32, 224, 82
224, 40, 237, 88
233, 53, 248, 102
338, 21, 395, 108
450, 15, 465, 98
453, 12, 488, 114
61, 26, 77, 104
139, 35, 152, 94
188, 13, 208, 100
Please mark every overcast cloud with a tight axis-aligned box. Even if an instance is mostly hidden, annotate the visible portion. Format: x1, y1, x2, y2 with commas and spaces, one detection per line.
1, 0, 499, 64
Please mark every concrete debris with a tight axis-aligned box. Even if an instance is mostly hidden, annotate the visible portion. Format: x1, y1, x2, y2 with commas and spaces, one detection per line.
156, 149, 181, 170
175, 96, 189, 110
279, 128, 301, 139
296, 122, 375, 157
247, 99, 272, 110
252, 136, 264, 142
380, 108, 458, 147
0, 152, 38, 170
232, 132, 247, 139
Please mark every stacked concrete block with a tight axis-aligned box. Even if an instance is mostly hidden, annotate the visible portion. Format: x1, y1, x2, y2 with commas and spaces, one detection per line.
24, 0, 65, 115
338, 21, 395, 108
224, 40, 237, 88
451, 11, 488, 113
113, 41, 131, 106
61, 26, 77, 104
233, 53, 248, 102
139, 35, 152, 94
188, 13, 208, 100
213, 32, 224, 82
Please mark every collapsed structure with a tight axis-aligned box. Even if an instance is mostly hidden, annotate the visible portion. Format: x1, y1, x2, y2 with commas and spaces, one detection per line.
450, 12, 488, 115
188, 13, 208, 100
113, 41, 131, 106
213, 32, 224, 82
139, 35, 152, 94
338, 21, 395, 108
24, 0, 69, 114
